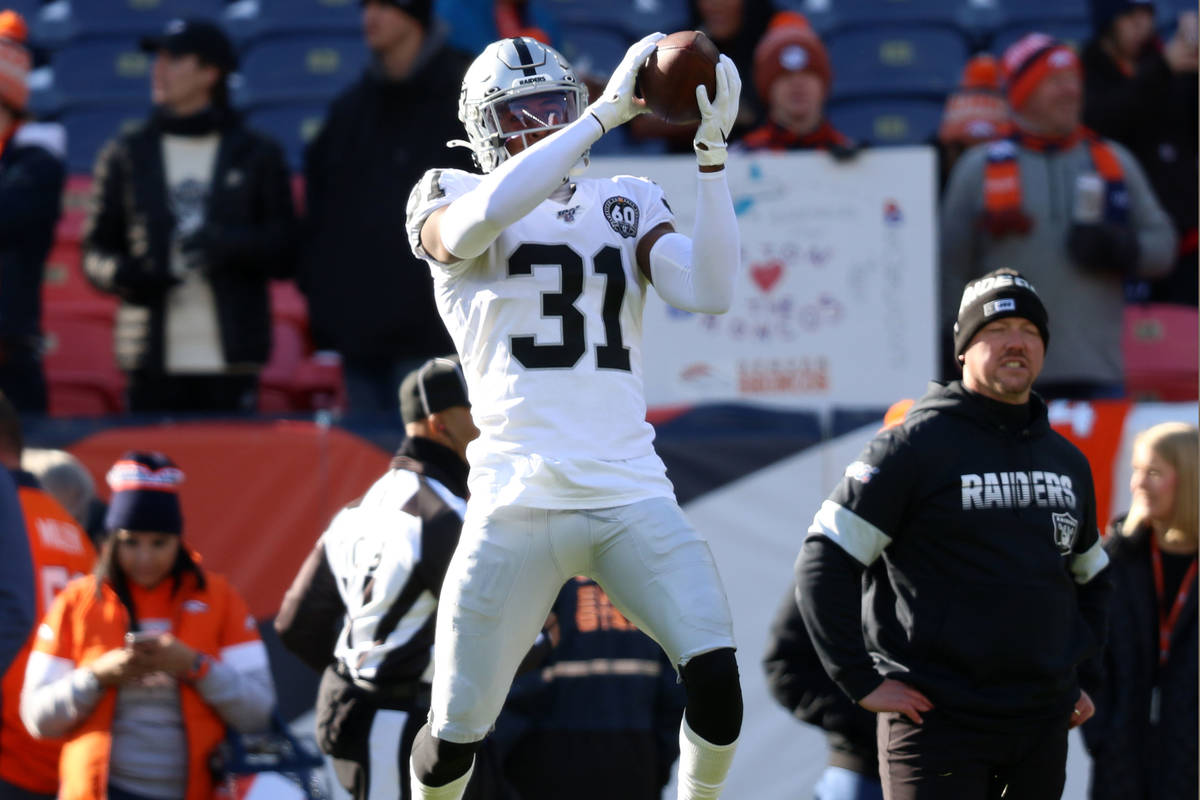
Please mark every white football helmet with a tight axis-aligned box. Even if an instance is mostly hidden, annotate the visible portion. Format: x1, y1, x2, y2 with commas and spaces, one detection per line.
451, 37, 589, 173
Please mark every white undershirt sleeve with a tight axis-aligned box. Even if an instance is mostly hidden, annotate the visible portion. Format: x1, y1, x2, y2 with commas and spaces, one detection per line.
647, 170, 739, 314
438, 116, 605, 260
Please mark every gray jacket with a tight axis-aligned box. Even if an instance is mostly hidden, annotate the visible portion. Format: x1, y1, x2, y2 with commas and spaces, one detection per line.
940, 137, 1176, 387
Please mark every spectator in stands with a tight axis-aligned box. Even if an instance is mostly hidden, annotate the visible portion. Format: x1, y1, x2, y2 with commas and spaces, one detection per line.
0, 10, 66, 415
300, 0, 473, 419
21, 447, 107, 547
21, 450, 275, 800
940, 33, 1176, 399
0, 467, 33, 682
763, 582, 881, 800
739, 17, 855, 155
277, 357, 519, 799
690, 0, 778, 138
83, 19, 297, 415
1082, 0, 1198, 305
496, 577, 686, 800
935, 54, 1011, 192
0, 392, 96, 800
1082, 421, 1197, 800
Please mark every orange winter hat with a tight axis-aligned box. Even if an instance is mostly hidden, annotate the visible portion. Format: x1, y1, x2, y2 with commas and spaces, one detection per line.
938, 54, 1012, 145
0, 10, 30, 114
753, 19, 832, 103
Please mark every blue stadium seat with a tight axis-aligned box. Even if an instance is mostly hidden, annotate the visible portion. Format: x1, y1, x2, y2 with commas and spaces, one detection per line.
530, 0, 689, 40
225, 0, 360, 39
48, 36, 153, 106
826, 24, 970, 99
245, 102, 326, 171
557, 24, 630, 79
990, 18, 1092, 56
33, 0, 227, 45
996, 0, 1089, 24
821, 0, 972, 29
827, 95, 944, 145
236, 33, 367, 106
60, 103, 148, 173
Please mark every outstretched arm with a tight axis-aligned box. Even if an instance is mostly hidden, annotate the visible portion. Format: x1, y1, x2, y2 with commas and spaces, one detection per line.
421, 33, 665, 264
639, 57, 742, 314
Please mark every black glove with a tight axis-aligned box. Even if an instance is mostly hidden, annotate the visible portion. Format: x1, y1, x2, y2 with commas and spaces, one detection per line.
1067, 222, 1141, 275
178, 226, 223, 272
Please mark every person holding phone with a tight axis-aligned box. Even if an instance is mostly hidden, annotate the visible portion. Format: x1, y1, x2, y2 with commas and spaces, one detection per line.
19, 451, 274, 800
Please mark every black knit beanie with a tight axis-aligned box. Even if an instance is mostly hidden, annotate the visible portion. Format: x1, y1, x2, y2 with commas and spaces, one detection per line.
953, 269, 1050, 357
364, 0, 432, 28
1090, 0, 1155, 37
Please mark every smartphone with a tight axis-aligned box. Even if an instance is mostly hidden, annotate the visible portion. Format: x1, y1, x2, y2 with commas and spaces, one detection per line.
124, 631, 158, 646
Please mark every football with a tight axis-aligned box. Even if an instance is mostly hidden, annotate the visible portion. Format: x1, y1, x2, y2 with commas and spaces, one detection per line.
637, 31, 720, 125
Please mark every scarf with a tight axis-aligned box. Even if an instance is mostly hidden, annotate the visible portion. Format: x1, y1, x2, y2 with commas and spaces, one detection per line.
981, 125, 1126, 237
742, 119, 853, 154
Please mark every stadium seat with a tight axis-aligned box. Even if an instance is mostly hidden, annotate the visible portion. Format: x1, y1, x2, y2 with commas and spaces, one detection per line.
33, 0, 227, 45
236, 33, 367, 106
1123, 304, 1199, 401
47, 36, 153, 106
60, 104, 147, 173
259, 282, 346, 413
990, 18, 1092, 55
42, 308, 125, 417
820, 0, 971, 29
826, 24, 969, 99
827, 95, 944, 145
56, 174, 93, 244
530, 0, 689, 40
41, 240, 119, 317
995, 0, 1089, 25
225, 0, 360, 40
244, 102, 325, 171
557, 24, 630, 79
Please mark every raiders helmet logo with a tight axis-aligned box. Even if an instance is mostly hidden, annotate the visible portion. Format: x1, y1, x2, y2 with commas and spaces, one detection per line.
1051, 511, 1078, 554
603, 196, 639, 239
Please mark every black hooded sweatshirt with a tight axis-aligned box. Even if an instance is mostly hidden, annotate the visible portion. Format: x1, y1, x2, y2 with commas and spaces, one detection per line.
796, 380, 1113, 732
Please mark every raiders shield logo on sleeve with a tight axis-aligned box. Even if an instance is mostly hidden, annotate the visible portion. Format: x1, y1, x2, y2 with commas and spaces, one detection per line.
603, 196, 639, 239
1051, 511, 1078, 554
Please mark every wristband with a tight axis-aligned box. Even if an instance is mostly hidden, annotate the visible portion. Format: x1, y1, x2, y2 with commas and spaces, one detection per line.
183, 652, 212, 683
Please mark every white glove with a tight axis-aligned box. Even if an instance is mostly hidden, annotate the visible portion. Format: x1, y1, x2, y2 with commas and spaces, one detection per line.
694, 55, 741, 168
587, 32, 665, 133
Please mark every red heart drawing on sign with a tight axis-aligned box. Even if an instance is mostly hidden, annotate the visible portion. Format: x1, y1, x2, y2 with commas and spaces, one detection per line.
750, 260, 784, 293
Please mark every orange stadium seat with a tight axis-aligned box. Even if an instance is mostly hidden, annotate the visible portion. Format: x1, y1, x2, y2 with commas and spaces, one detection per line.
1123, 304, 1200, 402
259, 282, 346, 413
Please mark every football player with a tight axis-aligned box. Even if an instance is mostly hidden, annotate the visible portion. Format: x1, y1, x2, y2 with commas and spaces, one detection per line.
405, 34, 743, 800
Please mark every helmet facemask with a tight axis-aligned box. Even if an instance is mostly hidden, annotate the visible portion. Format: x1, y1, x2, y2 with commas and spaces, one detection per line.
452, 38, 590, 174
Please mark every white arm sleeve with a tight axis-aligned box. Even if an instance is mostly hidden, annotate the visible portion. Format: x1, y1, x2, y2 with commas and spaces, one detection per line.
647, 170, 739, 314
438, 116, 605, 260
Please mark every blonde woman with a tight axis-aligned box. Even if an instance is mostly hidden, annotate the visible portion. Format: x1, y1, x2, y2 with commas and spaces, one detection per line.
1082, 422, 1197, 800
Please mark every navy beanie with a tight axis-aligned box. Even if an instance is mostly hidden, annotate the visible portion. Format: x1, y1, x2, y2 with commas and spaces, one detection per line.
1090, 0, 1155, 36
104, 452, 184, 534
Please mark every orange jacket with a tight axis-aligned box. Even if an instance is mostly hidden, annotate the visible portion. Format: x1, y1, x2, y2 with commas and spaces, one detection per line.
0, 473, 95, 794
30, 568, 261, 800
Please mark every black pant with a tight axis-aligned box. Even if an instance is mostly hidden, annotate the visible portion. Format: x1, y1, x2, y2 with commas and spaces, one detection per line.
126, 372, 258, 414
0, 778, 54, 800
0, 350, 47, 414
877, 711, 1069, 800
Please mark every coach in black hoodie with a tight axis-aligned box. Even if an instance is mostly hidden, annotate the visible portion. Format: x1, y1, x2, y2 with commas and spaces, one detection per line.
796, 268, 1112, 800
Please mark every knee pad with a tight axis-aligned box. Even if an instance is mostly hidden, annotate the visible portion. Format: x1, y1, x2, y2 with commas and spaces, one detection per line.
680, 648, 743, 746
410, 724, 482, 787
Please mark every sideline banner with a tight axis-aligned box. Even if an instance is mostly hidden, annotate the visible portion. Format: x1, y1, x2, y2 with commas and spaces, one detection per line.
594, 147, 938, 410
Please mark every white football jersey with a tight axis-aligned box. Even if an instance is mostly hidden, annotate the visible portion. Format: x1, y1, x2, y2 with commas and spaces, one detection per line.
406, 168, 676, 510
